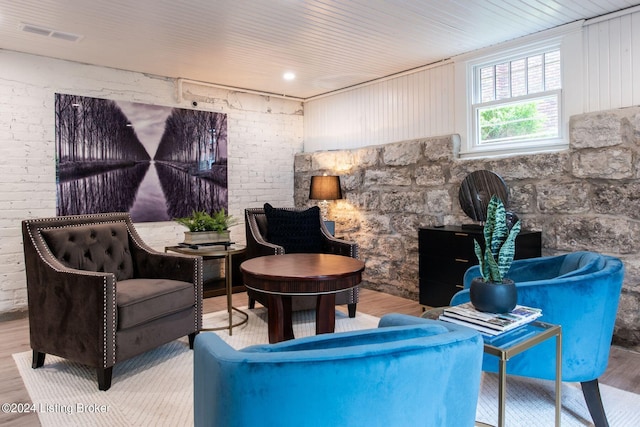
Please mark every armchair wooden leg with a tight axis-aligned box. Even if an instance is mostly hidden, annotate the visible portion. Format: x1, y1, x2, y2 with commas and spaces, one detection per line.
581, 379, 609, 427
348, 303, 357, 318
97, 367, 113, 391
248, 296, 256, 309
189, 332, 198, 349
32, 351, 45, 369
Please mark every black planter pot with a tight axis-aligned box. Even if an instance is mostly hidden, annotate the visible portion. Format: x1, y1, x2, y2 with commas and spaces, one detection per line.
469, 277, 517, 314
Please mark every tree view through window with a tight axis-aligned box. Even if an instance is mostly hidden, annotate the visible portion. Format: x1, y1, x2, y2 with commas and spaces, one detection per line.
475, 49, 561, 145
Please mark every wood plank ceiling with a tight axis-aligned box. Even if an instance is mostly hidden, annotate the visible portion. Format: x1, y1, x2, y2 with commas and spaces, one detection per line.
0, 0, 638, 99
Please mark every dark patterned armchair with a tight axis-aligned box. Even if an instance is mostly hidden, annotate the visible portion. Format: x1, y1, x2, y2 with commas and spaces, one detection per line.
244, 205, 359, 317
22, 212, 203, 391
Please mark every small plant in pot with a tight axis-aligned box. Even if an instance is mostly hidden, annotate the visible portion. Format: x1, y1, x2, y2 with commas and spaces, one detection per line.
174, 209, 236, 245
470, 195, 521, 313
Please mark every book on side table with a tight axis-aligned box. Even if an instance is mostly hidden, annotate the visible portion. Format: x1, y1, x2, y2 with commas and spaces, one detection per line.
439, 302, 542, 337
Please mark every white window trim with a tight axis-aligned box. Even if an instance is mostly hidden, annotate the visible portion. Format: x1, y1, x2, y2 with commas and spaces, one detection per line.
454, 21, 584, 159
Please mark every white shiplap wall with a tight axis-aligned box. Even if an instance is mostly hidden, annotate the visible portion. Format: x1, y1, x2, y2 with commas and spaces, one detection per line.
304, 7, 640, 153
303, 62, 455, 152
583, 9, 640, 112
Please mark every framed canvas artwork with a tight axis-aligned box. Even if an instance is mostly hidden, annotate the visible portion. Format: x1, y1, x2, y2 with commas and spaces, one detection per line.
55, 93, 228, 222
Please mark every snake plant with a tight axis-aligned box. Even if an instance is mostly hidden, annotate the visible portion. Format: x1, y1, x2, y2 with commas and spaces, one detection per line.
474, 195, 521, 283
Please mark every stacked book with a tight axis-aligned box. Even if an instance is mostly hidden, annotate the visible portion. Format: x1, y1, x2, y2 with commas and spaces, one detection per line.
439, 302, 542, 336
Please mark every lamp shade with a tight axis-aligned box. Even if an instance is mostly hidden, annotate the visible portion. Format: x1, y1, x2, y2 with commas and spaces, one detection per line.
309, 175, 342, 200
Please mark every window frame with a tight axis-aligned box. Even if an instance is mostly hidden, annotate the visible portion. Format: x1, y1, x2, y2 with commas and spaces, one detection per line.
470, 44, 564, 155
454, 23, 582, 159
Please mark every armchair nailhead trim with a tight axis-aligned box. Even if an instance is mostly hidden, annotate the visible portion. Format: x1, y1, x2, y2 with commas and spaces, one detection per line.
195, 257, 203, 330
24, 213, 130, 369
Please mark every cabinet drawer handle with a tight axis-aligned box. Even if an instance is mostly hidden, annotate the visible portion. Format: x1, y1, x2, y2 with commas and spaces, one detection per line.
455, 284, 464, 289
455, 258, 469, 263
454, 232, 469, 237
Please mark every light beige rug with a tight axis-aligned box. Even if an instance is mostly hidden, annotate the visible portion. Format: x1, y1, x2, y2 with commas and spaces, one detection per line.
13, 308, 640, 426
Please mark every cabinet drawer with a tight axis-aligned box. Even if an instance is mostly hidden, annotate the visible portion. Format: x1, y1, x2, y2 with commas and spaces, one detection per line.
419, 229, 479, 259
419, 278, 463, 307
420, 256, 473, 284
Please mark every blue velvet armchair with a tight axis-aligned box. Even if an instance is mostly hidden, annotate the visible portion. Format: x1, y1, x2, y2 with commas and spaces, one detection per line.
194, 314, 483, 427
451, 251, 624, 427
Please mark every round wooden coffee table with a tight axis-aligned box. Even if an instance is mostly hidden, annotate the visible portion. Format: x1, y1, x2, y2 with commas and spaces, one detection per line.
240, 253, 365, 343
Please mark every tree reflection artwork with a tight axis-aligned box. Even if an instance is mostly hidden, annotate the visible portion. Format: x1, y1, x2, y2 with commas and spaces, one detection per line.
55, 93, 228, 222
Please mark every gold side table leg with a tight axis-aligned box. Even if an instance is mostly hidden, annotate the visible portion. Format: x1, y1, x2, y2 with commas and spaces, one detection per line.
201, 251, 248, 333
226, 253, 233, 335
555, 329, 562, 426
498, 358, 507, 427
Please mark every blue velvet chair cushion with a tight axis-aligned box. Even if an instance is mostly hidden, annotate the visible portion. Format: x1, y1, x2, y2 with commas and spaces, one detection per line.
194, 314, 483, 427
263, 203, 323, 253
451, 252, 624, 382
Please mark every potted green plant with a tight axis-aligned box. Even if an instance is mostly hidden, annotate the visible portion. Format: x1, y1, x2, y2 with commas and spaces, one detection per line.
174, 209, 236, 245
470, 195, 521, 313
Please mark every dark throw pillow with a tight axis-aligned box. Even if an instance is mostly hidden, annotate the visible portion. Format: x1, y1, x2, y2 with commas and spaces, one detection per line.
263, 203, 323, 253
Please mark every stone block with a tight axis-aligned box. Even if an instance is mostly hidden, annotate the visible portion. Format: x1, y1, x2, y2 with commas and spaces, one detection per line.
508, 184, 536, 214
389, 214, 421, 240
358, 213, 392, 234
425, 189, 452, 215
571, 148, 633, 179
423, 135, 458, 161
415, 164, 446, 186
311, 151, 342, 170
352, 147, 380, 168
380, 191, 426, 214
488, 152, 568, 180
549, 216, 640, 254
361, 257, 393, 281
570, 111, 623, 148
619, 255, 640, 292
294, 153, 312, 172
449, 160, 488, 184
624, 112, 640, 145
592, 182, 640, 220
382, 140, 422, 166
346, 191, 379, 210
330, 211, 362, 234
342, 171, 364, 191
613, 291, 640, 348
363, 168, 412, 187
346, 191, 380, 211
536, 181, 591, 214
374, 235, 406, 258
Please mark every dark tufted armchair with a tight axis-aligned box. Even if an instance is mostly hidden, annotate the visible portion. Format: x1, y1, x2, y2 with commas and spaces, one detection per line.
245, 206, 359, 317
22, 212, 203, 391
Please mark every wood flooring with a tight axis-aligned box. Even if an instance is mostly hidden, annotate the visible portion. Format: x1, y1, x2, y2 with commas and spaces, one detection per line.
2, 288, 639, 426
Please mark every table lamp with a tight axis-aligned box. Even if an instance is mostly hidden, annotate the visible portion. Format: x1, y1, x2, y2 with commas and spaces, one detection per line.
309, 175, 342, 236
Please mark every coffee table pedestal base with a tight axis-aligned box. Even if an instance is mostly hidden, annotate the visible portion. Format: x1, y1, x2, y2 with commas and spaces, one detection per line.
267, 294, 337, 343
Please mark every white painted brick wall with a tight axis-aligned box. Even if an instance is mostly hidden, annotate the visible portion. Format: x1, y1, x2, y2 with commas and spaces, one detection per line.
0, 50, 303, 316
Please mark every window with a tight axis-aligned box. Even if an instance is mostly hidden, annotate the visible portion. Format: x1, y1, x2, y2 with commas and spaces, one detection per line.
461, 44, 567, 157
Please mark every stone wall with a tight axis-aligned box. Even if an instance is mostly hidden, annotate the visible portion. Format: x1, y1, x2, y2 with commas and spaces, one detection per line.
294, 106, 640, 349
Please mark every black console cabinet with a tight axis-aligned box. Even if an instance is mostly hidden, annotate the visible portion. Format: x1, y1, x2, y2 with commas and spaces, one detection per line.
419, 226, 541, 307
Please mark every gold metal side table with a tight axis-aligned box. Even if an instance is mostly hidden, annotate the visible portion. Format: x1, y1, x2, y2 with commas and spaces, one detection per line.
165, 244, 249, 335
423, 308, 562, 427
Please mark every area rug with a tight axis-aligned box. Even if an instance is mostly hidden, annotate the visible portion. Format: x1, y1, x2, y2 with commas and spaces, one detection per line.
13, 308, 640, 426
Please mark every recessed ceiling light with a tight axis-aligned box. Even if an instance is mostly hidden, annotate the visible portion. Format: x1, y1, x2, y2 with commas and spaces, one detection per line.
283, 72, 296, 81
